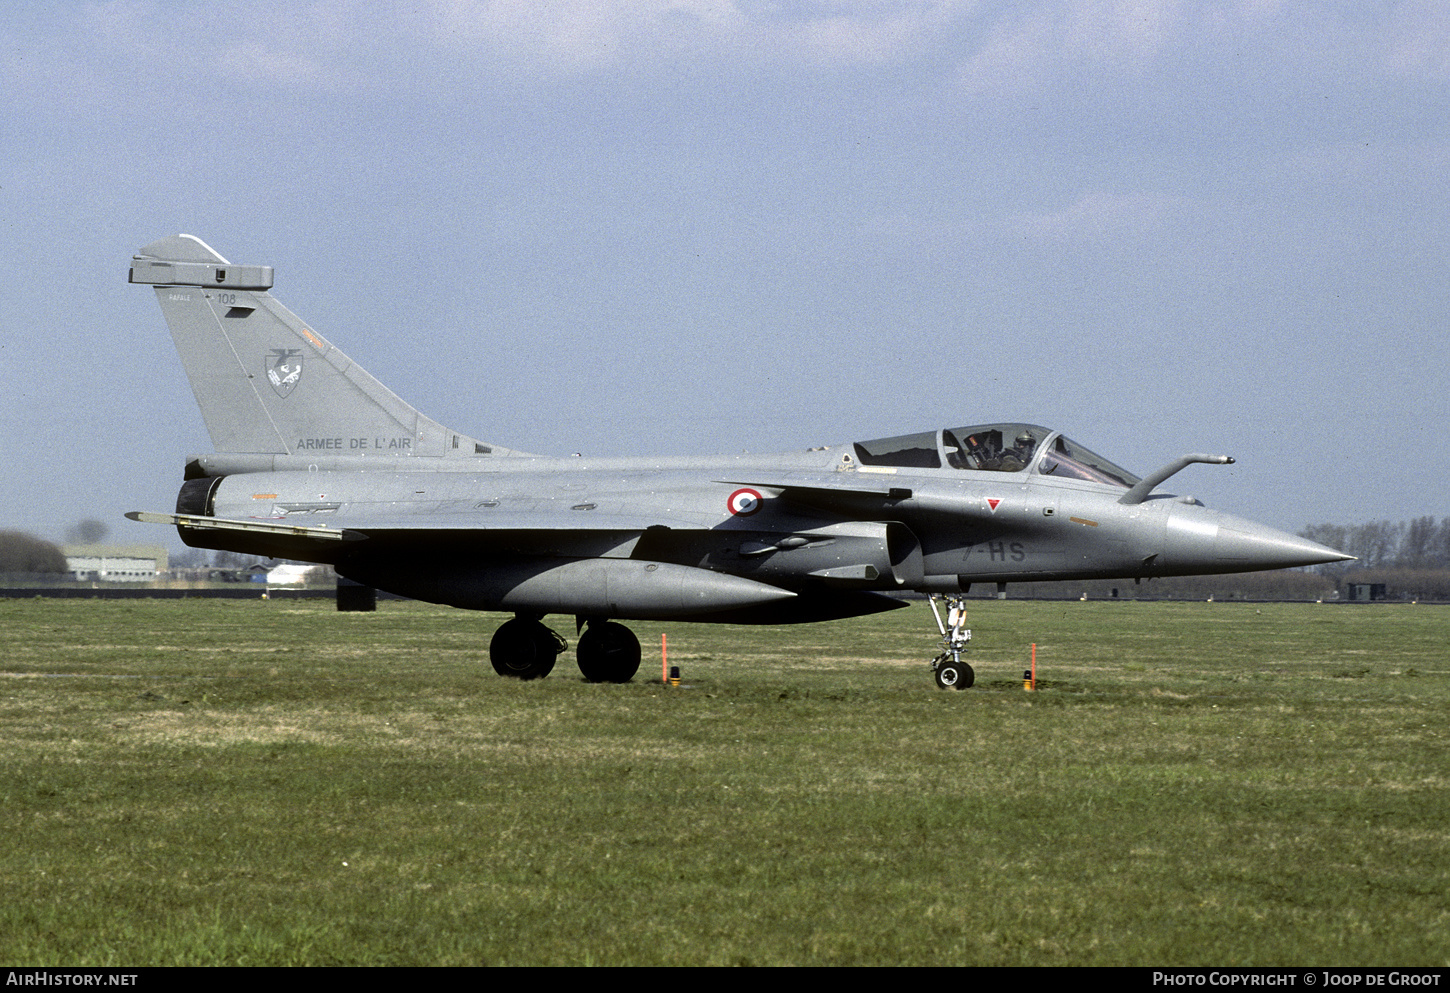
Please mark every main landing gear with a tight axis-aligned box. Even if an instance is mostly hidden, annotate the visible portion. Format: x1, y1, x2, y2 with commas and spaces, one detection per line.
489, 616, 565, 680
488, 615, 641, 683
928, 595, 975, 690
576, 620, 642, 683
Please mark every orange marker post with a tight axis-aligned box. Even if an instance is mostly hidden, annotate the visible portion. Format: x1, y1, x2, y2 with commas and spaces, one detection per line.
662, 633, 668, 685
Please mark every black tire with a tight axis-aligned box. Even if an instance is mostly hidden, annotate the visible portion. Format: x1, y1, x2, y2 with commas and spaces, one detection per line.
934, 660, 974, 690
490, 618, 560, 680
577, 622, 641, 683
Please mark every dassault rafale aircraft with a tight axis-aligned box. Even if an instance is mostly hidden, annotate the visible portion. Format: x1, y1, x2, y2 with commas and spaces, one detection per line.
127, 235, 1352, 688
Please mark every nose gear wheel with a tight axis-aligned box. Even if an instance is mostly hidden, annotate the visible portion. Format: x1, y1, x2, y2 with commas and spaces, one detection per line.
928, 595, 975, 690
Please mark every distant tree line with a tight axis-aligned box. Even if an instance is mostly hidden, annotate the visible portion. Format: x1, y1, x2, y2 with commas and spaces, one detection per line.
1297, 518, 1450, 601
1298, 517, 1450, 571
0, 531, 67, 577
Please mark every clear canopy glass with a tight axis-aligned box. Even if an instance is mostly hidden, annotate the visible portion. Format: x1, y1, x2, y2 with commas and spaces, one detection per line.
852, 423, 1140, 488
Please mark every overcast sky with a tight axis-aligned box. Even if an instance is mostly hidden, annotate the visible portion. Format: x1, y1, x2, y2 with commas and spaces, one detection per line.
3, 0, 1447, 550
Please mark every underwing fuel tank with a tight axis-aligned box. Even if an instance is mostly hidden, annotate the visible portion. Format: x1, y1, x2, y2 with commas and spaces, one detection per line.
1157, 504, 1346, 575
341, 556, 798, 620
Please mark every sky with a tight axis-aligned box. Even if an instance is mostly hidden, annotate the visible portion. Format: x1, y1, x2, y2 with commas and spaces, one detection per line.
3, 0, 1448, 552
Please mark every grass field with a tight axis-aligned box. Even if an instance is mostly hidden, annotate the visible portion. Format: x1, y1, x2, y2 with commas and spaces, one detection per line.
0, 597, 1445, 966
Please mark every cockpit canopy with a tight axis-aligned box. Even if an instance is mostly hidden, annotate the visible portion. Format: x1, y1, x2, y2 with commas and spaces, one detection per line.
851, 423, 1140, 488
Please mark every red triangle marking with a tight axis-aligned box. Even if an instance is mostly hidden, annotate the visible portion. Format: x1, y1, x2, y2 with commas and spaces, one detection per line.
986, 498, 1002, 512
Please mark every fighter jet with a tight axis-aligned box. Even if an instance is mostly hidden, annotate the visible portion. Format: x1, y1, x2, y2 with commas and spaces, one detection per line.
126, 234, 1352, 688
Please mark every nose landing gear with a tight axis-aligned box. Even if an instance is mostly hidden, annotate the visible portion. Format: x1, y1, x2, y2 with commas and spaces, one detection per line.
929, 595, 974, 690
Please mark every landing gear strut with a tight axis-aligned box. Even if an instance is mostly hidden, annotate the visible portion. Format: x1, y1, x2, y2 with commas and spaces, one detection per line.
928, 595, 975, 690
576, 620, 641, 683
490, 616, 566, 680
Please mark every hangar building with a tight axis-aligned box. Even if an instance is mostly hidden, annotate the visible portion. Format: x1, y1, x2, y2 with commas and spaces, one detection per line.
64, 544, 168, 582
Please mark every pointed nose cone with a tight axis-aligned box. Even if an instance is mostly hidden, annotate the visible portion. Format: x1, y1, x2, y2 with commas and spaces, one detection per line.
1214, 518, 1356, 570
1162, 507, 1355, 574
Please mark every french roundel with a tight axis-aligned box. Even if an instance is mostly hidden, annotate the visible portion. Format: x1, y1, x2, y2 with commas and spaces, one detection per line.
727, 487, 764, 516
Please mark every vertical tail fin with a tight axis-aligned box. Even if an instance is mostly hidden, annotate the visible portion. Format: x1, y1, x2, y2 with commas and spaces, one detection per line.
130, 234, 528, 459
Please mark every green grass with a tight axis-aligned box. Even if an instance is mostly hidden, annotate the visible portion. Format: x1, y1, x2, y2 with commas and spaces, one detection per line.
0, 598, 1446, 965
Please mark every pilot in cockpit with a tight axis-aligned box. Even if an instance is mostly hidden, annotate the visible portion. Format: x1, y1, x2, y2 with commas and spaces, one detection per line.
999, 432, 1037, 470
1015, 431, 1038, 458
